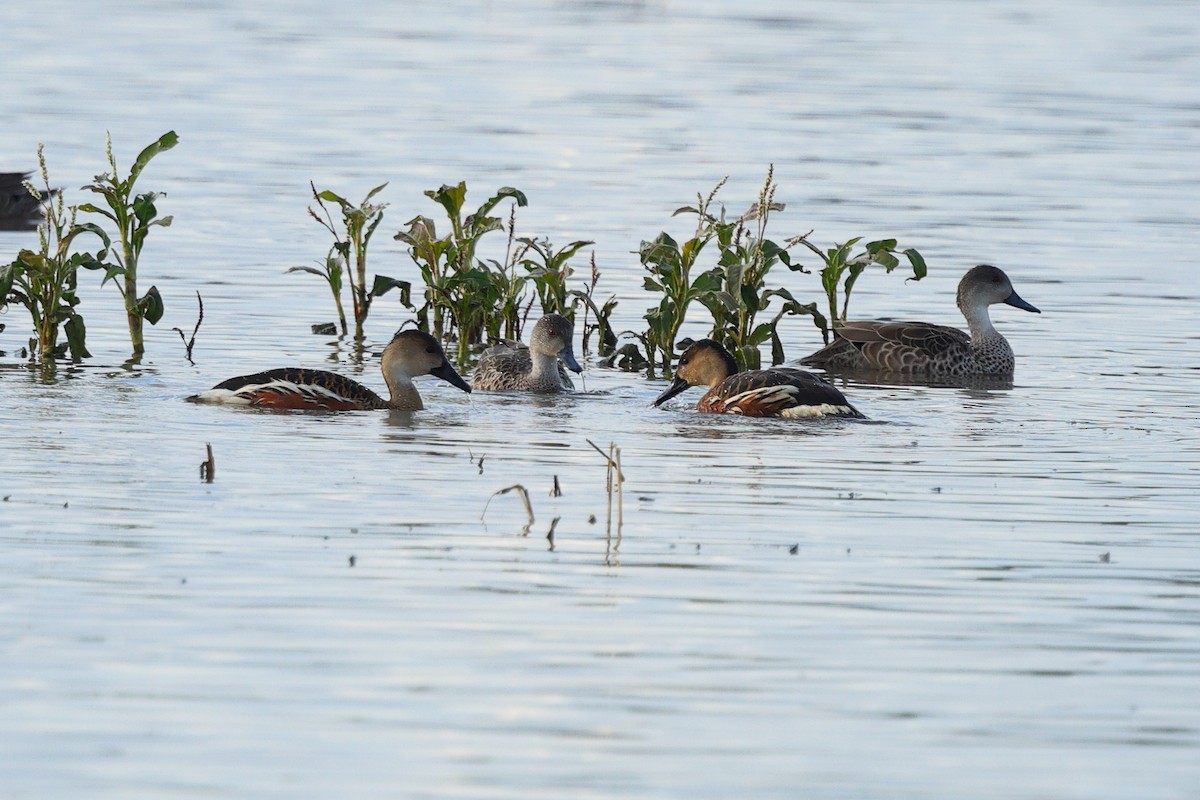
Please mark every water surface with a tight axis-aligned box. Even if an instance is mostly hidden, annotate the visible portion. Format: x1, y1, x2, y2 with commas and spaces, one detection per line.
2, 1, 1198, 798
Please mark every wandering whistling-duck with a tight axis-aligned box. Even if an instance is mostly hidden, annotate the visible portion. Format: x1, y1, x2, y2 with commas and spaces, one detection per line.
188, 329, 470, 411
654, 338, 863, 418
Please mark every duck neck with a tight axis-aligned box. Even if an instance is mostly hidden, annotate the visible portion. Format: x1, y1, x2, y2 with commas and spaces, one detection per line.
383, 365, 424, 411
529, 349, 562, 388
960, 300, 999, 347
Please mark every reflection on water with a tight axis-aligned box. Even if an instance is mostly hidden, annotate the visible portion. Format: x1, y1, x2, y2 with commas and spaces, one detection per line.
3, 0, 1200, 798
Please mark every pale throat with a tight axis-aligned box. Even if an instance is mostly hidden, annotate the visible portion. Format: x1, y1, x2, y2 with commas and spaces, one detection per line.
529, 349, 561, 383
960, 301, 999, 345
383, 366, 424, 411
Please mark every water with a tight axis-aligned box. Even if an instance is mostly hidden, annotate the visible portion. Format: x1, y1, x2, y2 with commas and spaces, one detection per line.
2, 1, 1199, 797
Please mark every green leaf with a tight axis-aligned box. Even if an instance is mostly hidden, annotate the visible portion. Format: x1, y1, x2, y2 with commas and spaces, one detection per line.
76, 202, 118, 224
748, 321, 773, 346
475, 186, 528, 219
63, 314, 91, 359
724, 263, 745, 296
771, 329, 785, 366
710, 290, 739, 313
286, 266, 327, 277
870, 251, 900, 271
129, 131, 179, 186
364, 182, 389, 203
316, 189, 350, 208
371, 274, 412, 305
132, 192, 159, 225
138, 285, 164, 324
0, 262, 14, 300
99, 262, 128, 285
71, 252, 108, 271
904, 248, 927, 280
428, 182, 467, 220
69, 221, 113, 250
689, 270, 723, 295
681, 236, 709, 266
740, 284, 760, 315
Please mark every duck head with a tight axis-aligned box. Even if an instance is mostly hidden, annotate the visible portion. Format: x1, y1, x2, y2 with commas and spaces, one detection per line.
959, 264, 1040, 315
530, 314, 583, 373
653, 339, 739, 406
383, 329, 472, 393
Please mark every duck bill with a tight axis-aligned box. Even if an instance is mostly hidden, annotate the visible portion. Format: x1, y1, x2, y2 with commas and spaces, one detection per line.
1005, 290, 1040, 313
431, 361, 472, 393
559, 345, 583, 374
653, 376, 691, 407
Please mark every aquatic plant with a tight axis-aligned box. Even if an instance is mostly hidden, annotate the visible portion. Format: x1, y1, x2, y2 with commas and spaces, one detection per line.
571, 254, 618, 357
288, 250, 348, 335
791, 233, 927, 343
395, 181, 528, 366
519, 236, 593, 321
1, 145, 110, 360
480, 206, 532, 345
689, 168, 824, 369
79, 131, 177, 357
631, 170, 929, 373
637, 180, 726, 376
301, 182, 409, 342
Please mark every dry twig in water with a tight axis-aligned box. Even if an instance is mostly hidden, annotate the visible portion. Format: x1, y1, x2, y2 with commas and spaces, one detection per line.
172, 291, 204, 365
482, 484, 535, 532
200, 443, 215, 483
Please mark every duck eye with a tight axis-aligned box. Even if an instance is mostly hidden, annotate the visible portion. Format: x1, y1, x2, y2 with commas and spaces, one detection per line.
680, 357, 689, 366
426, 346, 437, 354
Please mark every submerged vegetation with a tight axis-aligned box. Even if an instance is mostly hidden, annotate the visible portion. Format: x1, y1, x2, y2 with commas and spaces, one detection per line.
2, 141, 926, 374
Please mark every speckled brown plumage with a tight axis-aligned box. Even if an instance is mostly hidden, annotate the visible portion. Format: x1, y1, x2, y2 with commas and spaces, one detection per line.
471, 346, 575, 391
801, 265, 1039, 377
472, 314, 582, 393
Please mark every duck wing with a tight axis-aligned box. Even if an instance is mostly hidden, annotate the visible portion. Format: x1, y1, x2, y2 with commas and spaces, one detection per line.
707, 368, 862, 418
832, 320, 970, 373
197, 367, 387, 410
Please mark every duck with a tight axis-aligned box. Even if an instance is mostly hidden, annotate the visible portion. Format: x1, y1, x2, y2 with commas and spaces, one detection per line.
0, 171, 55, 231
188, 329, 470, 410
471, 313, 582, 392
653, 338, 863, 418
800, 265, 1040, 377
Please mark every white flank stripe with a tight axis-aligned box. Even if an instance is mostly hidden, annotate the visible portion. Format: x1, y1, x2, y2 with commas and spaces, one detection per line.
192, 388, 252, 405
724, 385, 798, 406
